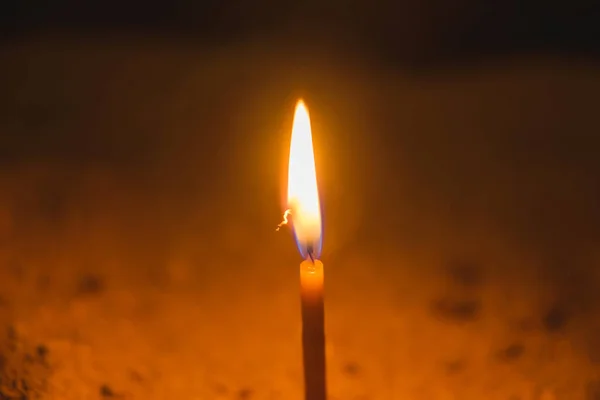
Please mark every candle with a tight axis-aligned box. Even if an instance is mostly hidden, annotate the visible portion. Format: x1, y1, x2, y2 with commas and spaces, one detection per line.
278, 100, 327, 400
299, 258, 326, 400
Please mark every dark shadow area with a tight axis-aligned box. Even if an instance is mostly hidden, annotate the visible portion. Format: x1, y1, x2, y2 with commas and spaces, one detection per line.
2, 0, 599, 66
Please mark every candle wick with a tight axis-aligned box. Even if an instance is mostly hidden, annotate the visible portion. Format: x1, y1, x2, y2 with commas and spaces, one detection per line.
307, 245, 315, 263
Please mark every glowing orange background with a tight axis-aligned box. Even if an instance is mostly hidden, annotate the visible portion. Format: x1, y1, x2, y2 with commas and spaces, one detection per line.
1, 38, 600, 399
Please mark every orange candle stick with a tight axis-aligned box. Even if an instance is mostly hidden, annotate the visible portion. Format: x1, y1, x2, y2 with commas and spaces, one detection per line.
299, 257, 326, 400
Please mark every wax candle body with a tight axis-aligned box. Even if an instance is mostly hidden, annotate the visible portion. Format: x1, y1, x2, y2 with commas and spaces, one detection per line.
300, 259, 326, 400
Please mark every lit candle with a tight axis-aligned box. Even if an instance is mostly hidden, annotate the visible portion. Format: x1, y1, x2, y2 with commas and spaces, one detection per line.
278, 100, 326, 400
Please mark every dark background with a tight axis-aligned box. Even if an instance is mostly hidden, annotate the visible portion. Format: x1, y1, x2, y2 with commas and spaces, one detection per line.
3, 0, 600, 64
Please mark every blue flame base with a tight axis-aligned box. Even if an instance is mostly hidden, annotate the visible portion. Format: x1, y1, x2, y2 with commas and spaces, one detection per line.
294, 234, 323, 260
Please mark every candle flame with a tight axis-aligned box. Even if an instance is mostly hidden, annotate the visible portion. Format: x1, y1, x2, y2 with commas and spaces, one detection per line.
284, 100, 323, 259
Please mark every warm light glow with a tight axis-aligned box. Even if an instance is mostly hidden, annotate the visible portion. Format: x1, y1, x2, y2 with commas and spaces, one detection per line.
287, 100, 322, 258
